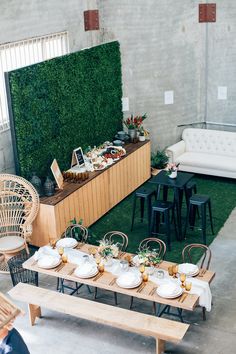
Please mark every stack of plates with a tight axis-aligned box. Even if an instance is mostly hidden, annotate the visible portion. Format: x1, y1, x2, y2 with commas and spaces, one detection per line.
116, 273, 142, 289
56, 238, 78, 249
74, 263, 98, 278
157, 283, 183, 299
37, 255, 61, 269
178, 263, 199, 277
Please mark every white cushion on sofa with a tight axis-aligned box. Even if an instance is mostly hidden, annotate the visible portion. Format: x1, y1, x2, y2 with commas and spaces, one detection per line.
0, 236, 25, 252
176, 152, 236, 172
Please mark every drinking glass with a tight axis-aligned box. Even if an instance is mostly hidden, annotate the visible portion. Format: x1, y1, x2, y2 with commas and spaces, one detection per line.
168, 266, 173, 276
62, 254, 68, 263
180, 273, 186, 288
58, 247, 64, 256
120, 260, 129, 272
49, 237, 57, 249
172, 265, 178, 278
98, 263, 105, 273
185, 281, 192, 291
139, 264, 145, 274
142, 272, 149, 282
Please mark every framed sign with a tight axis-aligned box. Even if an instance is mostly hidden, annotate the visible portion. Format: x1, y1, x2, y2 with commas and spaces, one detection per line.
71, 147, 85, 168
50, 159, 64, 189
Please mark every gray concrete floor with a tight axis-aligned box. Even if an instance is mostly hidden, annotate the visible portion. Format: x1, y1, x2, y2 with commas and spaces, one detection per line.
1, 208, 236, 354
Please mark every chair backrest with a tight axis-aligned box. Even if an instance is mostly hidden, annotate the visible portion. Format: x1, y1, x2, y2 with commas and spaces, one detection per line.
103, 231, 128, 251
7, 252, 38, 287
182, 243, 211, 270
0, 174, 39, 239
64, 224, 88, 243
138, 238, 166, 260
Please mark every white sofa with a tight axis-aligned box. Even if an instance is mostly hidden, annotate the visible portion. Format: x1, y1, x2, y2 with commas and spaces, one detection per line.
166, 128, 236, 179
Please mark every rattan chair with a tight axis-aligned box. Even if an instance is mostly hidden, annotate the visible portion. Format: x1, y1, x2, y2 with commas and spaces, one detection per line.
0, 174, 39, 273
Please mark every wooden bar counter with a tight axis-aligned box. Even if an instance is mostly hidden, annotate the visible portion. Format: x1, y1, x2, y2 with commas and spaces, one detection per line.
31, 141, 151, 247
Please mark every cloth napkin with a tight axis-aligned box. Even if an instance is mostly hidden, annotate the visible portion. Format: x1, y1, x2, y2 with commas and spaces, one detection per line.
33, 246, 60, 261
75, 263, 97, 276
178, 263, 198, 275
150, 271, 212, 311
117, 272, 140, 286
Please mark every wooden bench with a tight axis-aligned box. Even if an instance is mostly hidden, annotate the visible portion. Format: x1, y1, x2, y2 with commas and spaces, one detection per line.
8, 283, 189, 354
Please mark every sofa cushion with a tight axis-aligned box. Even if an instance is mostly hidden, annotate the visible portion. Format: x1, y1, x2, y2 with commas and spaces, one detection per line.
176, 152, 236, 172
182, 128, 236, 157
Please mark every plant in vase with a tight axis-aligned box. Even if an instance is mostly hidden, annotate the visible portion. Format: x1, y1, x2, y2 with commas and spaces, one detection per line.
97, 238, 119, 265
136, 248, 161, 267
138, 126, 149, 141
151, 149, 169, 175
166, 163, 180, 178
124, 113, 147, 140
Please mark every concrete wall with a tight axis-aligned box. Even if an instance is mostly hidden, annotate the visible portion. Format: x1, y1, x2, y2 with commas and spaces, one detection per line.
0, 0, 99, 173
99, 0, 236, 150
0, 0, 236, 173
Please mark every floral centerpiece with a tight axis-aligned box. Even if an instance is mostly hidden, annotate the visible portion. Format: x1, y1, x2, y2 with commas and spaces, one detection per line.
97, 239, 119, 259
123, 113, 147, 130
136, 248, 161, 266
166, 163, 180, 178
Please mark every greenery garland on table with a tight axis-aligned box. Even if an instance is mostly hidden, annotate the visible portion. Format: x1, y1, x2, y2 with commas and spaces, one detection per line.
7, 41, 123, 178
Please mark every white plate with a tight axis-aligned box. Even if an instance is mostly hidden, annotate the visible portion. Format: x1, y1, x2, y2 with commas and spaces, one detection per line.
37, 257, 61, 269
74, 267, 98, 279
178, 263, 199, 276
157, 288, 183, 299
56, 238, 78, 249
157, 283, 183, 298
116, 278, 142, 289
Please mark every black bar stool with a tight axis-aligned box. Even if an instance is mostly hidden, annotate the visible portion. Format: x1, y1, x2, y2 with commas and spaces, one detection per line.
131, 187, 157, 232
184, 194, 214, 244
149, 200, 178, 251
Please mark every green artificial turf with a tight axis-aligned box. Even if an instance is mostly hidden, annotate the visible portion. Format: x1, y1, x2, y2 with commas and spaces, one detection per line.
89, 175, 236, 264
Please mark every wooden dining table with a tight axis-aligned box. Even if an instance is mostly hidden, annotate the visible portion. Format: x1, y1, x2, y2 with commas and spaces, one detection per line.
23, 243, 215, 315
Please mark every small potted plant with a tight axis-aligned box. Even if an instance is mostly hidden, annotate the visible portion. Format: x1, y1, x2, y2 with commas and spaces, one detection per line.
151, 149, 169, 175
166, 163, 180, 178
138, 126, 146, 141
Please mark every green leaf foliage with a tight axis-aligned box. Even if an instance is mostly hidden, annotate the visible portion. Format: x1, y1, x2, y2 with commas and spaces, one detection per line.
8, 41, 123, 178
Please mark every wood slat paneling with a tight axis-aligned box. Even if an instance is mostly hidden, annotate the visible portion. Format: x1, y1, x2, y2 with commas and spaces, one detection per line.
31, 142, 150, 246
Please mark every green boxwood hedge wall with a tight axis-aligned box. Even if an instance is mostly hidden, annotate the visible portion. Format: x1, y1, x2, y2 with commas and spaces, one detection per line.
7, 41, 123, 178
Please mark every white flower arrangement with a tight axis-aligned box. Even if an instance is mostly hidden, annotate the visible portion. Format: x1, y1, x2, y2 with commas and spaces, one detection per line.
97, 239, 119, 259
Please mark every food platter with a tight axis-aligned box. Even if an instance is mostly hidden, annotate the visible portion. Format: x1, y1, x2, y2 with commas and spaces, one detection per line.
87, 146, 126, 171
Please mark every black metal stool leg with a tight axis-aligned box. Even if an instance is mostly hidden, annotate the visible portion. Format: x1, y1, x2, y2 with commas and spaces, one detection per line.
140, 197, 145, 222
201, 203, 207, 244
131, 196, 137, 231
208, 200, 214, 235
165, 209, 171, 251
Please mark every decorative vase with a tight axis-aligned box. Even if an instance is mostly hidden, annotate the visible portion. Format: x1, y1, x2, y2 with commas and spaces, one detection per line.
128, 128, 136, 141
139, 135, 145, 142
43, 176, 55, 196
30, 172, 43, 197
104, 256, 113, 267
168, 171, 177, 179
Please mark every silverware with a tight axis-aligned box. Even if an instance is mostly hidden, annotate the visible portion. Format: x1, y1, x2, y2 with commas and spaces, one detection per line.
199, 268, 206, 277
54, 263, 64, 272
138, 283, 146, 293
109, 278, 116, 286
149, 286, 157, 296
68, 267, 76, 276
178, 293, 185, 302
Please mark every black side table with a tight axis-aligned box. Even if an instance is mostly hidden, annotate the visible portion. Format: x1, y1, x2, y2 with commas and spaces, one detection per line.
149, 170, 194, 240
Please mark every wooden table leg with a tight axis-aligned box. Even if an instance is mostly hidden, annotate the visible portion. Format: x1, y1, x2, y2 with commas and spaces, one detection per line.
156, 338, 165, 354
28, 304, 41, 326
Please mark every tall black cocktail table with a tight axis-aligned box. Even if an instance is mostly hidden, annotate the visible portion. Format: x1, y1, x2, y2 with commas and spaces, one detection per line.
149, 170, 194, 240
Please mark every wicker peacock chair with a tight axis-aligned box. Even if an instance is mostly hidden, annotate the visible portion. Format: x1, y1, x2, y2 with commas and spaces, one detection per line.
0, 174, 39, 273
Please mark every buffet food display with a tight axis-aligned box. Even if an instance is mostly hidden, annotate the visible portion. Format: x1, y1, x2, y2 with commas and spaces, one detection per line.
87, 145, 126, 171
